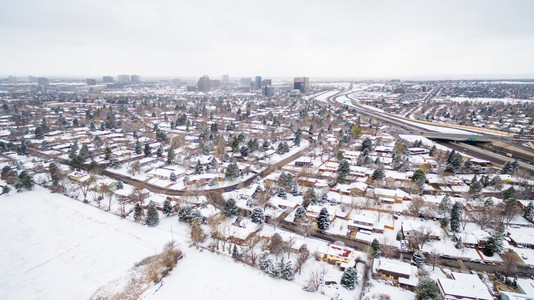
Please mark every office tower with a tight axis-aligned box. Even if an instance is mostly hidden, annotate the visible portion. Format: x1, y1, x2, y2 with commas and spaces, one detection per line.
37, 77, 49, 92
222, 74, 229, 83
197, 75, 210, 92
86, 78, 97, 85
102, 76, 114, 83
293, 77, 309, 92
117, 75, 130, 83
255, 76, 262, 90
262, 86, 274, 97
261, 79, 271, 87
131, 75, 141, 83
209, 79, 221, 89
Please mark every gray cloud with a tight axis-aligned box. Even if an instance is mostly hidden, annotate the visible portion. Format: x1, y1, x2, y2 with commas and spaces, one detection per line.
1, 0, 533, 78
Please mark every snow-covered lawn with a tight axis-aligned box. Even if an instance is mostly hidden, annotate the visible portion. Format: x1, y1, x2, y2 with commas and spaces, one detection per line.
0, 186, 343, 300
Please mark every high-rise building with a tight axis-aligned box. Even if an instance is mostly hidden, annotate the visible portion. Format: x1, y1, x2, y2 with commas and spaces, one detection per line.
222, 74, 229, 83
28, 76, 37, 83
102, 76, 114, 83
261, 79, 271, 87
117, 75, 130, 83
240, 77, 251, 87
293, 77, 309, 92
131, 75, 141, 83
37, 77, 49, 91
255, 76, 262, 90
197, 75, 210, 92
262, 86, 274, 97
86, 78, 97, 85
209, 79, 221, 89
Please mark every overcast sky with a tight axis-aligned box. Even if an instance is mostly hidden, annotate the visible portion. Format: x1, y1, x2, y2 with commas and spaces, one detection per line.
1, 0, 533, 79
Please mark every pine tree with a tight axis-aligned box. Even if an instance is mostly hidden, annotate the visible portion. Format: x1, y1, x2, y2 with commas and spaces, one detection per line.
416, 277, 441, 300
134, 203, 143, 222
225, 163, 239, 181
493, 222, 505, 254
79, 144, 90, 160
469, 177, 483, 197
411, 251, 426, 268
362, 137, 373, 151
337, 159, 350, 184
412, 169, 427, 190
162, 199, 173, 216
503, 186, 517, 201
317, 208, 330, 230
156, 145, 163, 157
278, 187, 287, 199
251, 208, 265, 224
169, 172, 177, 182
429, 145, 436, 156
223, 198, 238, 217
146, 201, 159, 227
294, 206, 306, 223
116, 181, 123, 189
438, 195, 451, 215
104, 147, 112, 161
144, 143, 151, 157
336, 150, 344, 161
450, 202, 461, 233
15, 171, 34, 192
167, 148, 175, 164
371, 168, 385, 180
34, 126, 44, 139
524, 202, 534, 221
340, 267, 358, 290
282, 259, 293, 280
294, 129, 302, 147
135, 140, 142, 154
371, 238, 381, 258
232, 244, 238, 258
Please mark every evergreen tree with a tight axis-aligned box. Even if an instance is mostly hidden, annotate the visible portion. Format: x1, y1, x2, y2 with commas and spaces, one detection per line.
371, 238, 381, 258
104, 147, 112, 161
69, 155, 83, 170
223, 198, 238, 217
167, 148, 175, 164
416, 277, 442, 300
68, 141, 79, 159
144, 143, 151, 157
134, 203, 143, 221
337, 159, 350, 184
39, 140, 50, 150
294, 206, 306, 223
336, 150, 344, 161
2, 185, 10, 195
340, 267, 358, 290
294, 129, 302, 147
170, 172, 177, 182
116, 181, 123, 189
469, 177, 483, 197
450, 202, 461, 233
371, 168, 385, 180
412, 169, 427, 190
79, 144, 90, 160
49, 163, 60, 187
225, 163, 239, 181
251, 208, 265, 224
278, 187, 287, 199
15, 171, 34, 192
411, 251, 426, 268
88, 160, 100, 174
483, 236, 496, 257
282, 259, 293, 280
162, 199, 173, 216
178, 206, 202, 223
524, 202, 534, 221
429, 145, 436, 156
438, 195, 451, 215
135, 140, 142, 154
156, 145, 163, 157
34, 126, 44, 139
362, 137, 373, 151
146, 201, 159, 227
317, 208, 330, 230
493, 222, 505, 254
240, 145, 249, 157
232, 244, 238, 258
503, 186, 517, 201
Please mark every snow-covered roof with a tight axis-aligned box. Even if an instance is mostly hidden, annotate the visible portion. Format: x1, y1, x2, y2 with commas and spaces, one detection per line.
438, 272, 492, 300
374, 257, 413, 276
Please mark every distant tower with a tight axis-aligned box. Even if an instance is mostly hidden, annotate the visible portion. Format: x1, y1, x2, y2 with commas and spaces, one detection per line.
86, 78, 97, 85
102, 76, 114, 83
130, 75, 141, 83
293, 77, 309, 92
197, 75, 210, 92
240, 77, 251, 87
222, 74, 229, 83
117, 75, 130, 83
255, 76, 262, 90
37, 77, 49, 91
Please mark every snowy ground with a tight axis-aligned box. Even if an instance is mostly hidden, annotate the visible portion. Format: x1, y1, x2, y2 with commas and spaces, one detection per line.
0, 186, 344, 300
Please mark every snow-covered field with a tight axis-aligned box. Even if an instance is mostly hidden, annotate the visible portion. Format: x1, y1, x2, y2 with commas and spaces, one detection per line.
438, 97, 534, 104
0, 187, 334, 300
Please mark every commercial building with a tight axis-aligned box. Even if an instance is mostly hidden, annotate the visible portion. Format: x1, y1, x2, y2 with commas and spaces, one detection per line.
240, 77, 252, 87
262, 86, 274, 97
255, 76, 262, 90
197, 75, 210, 92
293, 77, 309, 92
130, 75, 141, 83
86, 79, 97, 86
261, 79, 272, 87
221, 74, 229, 83
117, 75, 130, 83
102, 76, 114, 83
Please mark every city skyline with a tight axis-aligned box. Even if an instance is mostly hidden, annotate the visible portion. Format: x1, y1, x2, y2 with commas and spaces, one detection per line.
1, 0, 534, 78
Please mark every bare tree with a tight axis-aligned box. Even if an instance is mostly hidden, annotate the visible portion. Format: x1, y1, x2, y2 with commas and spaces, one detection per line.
245, 236, 261, 266
429, 249, 440, 271
286, 236, 296, 259
129, 160, 141, 176
78, 180, 92, 202
294, 246, 310, 275
305, 268, 327, 293
408, 197, 425, 216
